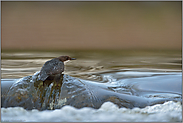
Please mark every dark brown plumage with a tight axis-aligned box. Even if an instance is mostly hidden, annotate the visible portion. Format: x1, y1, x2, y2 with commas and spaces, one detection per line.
39, 56, 76, 82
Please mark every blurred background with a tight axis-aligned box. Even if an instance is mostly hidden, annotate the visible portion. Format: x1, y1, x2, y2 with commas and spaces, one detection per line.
1, 1, 182, 51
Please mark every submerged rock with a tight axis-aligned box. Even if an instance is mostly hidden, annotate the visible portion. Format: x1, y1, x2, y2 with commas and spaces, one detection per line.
2, 71, 182, 111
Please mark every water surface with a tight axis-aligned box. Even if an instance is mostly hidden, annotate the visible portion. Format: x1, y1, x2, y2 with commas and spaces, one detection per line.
1, 50, 182, 122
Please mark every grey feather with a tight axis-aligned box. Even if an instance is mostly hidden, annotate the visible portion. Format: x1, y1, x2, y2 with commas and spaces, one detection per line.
39, 58, 64, 81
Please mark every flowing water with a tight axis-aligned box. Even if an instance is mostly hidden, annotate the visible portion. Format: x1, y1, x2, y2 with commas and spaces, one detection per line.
1, 50, 182, 122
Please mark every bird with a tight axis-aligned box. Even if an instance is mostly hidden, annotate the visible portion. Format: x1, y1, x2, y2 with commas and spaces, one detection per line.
39, 56, 76, 83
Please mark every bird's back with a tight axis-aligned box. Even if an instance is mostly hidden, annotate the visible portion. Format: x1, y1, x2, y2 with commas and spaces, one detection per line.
39, 58, 64, 81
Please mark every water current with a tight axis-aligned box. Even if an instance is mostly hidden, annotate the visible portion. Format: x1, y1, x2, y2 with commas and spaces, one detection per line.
1, 50, 182, 122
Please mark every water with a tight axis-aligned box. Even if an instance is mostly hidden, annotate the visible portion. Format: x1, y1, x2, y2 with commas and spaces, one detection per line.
1, 50, 182, 122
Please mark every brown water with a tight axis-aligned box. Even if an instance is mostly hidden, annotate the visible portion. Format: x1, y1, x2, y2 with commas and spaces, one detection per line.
1, 50, 182, 79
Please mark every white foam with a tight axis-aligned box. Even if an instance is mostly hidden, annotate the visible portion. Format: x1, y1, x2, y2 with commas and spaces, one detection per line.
1, 101, 182, 122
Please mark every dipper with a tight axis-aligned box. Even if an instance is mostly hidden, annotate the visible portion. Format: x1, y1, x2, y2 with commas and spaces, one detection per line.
39, 56, 76, 82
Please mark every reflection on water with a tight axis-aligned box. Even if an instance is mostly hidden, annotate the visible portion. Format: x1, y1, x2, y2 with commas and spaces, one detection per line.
1, 50, 182, 122
1, 50, 182, 79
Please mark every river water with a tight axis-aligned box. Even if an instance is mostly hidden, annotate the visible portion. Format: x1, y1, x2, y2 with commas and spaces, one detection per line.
1, 50, 182, 122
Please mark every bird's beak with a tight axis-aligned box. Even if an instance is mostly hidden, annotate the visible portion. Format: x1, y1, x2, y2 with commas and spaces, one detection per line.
71, 58, 76, 60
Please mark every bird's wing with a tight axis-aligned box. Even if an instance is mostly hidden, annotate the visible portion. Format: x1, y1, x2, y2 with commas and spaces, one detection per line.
39, 60, 51, 81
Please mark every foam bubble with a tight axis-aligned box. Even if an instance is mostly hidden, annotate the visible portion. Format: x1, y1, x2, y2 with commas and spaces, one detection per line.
1, 101, 182, 122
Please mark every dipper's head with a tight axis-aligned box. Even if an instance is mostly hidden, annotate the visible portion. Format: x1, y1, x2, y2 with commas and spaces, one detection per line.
58, 56, 76, 62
